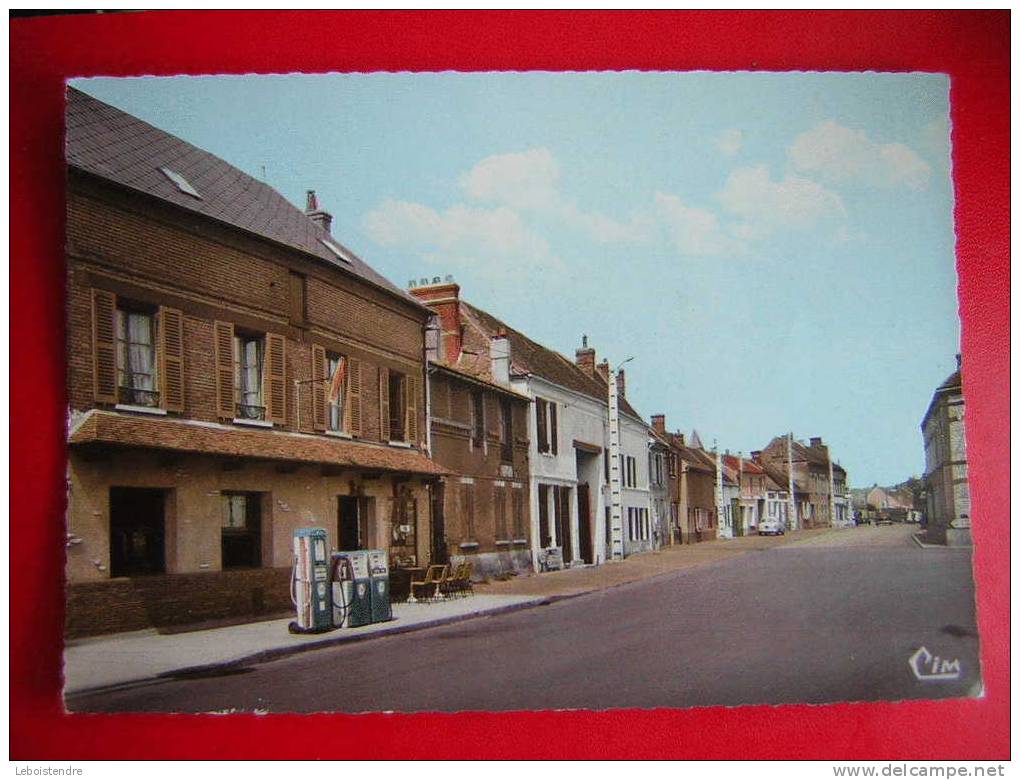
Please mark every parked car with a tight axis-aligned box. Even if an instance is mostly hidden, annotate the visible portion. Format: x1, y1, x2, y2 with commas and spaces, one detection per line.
759, 519, 785, 536
875, 515, 894, 526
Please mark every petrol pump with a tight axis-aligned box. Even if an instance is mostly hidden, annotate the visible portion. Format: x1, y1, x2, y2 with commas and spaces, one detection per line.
289, 528, 333, 634
334, 550, 373, 627
367, 549, 393, 622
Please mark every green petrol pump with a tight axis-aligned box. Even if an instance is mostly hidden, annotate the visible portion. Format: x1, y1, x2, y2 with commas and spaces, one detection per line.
367, 549, 393, 622
335, 550, 373, 627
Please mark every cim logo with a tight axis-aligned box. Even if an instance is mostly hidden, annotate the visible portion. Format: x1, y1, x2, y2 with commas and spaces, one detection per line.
908, 646, 962, 681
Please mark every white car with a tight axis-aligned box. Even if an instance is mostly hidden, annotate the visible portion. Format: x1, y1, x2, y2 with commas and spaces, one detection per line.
759, 519, 785, 536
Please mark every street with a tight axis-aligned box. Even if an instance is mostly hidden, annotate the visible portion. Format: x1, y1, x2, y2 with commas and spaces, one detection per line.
67, 526, 981, 713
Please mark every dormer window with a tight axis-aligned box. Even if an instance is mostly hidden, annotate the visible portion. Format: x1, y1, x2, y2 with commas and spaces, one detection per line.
320, 238, 354, 265
159, 166, 201, 199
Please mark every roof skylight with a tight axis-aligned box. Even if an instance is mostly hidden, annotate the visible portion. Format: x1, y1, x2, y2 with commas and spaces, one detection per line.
159, 166, 202, 199
320, 238, 355, 265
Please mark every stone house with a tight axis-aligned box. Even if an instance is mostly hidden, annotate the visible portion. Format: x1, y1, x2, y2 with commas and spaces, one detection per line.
64, 89, 445, 636
921, 358, 970, 544
409, 281, 533, 578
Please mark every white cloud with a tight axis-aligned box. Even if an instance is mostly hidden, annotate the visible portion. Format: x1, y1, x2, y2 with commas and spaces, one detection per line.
459, 147, 650, 245
788, 120, 931, 190
654, 193, 742, 256
718, 164, 846, 239
716, 128, 744, 157
459, 148, 561, 211
362, 198, 560, 273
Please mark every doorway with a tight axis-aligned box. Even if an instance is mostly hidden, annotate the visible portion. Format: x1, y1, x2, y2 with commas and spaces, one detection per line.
577, 482, 593, 563
110, 487, 166, 577
338, 496, 370, 551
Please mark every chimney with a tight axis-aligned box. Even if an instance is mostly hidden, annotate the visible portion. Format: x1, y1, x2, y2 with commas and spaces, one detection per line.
810, 437, 823, 448
677, 432, 685, 447
575, 335, 596, 377
616, 368, 626, 399
750, 450, 762, 461
408, 279, 463, 363
595, 359, 610, 383
651, 414, 666, 435
304, 190, 333, 234
490, 328, 510, 385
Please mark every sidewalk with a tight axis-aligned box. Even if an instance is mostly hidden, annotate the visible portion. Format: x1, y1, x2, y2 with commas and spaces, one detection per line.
63, 593, 541, 697
64, 525, 844, 698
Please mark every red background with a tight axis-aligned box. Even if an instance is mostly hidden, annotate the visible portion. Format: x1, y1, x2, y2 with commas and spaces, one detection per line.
10, 10, 1009, 760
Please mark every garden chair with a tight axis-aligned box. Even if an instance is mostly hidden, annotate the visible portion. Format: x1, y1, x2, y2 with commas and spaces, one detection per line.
410, 564, 447, 603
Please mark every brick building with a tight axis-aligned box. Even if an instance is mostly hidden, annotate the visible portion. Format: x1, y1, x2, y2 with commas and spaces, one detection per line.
411, 280, 533, 578
64, 89, 445, 636
758, 434, 848, 529
921, 358, 970, 544
676, 432, 718, 543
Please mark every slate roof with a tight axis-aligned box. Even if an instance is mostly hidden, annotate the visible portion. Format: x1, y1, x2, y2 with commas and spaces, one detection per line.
65, 87, 424, 311
69, 411, 450, 476
454, 301, 645, 422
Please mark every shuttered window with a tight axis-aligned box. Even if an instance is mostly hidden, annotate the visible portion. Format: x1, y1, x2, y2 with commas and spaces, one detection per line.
159, 306, 184, 412
115, 305, 159, 407
463, 483, 476, 541
91, 289, 118, 404
494, 485, 508, 540
346, 358, 363, 435
512, 488, 525, 539
536, 398, 549, 453
405, 373, 418, 445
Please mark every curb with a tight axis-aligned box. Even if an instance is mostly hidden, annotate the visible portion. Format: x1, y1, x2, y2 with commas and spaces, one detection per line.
64, 595, 566, 701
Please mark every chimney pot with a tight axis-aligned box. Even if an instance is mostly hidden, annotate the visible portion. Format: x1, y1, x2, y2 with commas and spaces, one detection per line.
304, 189, 333, 234
575, 335, 597, 377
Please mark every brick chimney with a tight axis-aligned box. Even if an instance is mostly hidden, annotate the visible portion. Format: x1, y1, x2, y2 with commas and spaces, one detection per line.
651, 414, 666, 435
575, 335, 596, 377
750, 450, 762, 461
409, 280, 463, 363
616, 368, 626, 399
677, 432, 685, 447
596, 359, 610, 383
490, 328, 510, 385
810, 436, 823, 448
304, 190, 333, 234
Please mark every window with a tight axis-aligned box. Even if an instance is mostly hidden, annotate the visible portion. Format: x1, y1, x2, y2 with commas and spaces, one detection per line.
669, 454, 678, 477
221, 492, 262, 569
234, 333, 265, 420
536, 397, 557, 454
500, 397, 513, 461
623, 456, 638, 488
326, 352, 347, 432
109, 487, 165, 577
116, 303, 159, 407
471, 389, 485, 448
388, 371, 407, 441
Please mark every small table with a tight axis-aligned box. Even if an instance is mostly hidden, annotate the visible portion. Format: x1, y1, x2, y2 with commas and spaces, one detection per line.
390, 567, 424, 603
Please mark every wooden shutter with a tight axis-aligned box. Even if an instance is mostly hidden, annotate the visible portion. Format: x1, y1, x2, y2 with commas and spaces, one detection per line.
495, 486, 507, 540
213, 321, 235, 419
550, 402, 558, 455
311, 344, 327, 431
378, 366, 390, 442
405, 373, 418, 445
159, 306, 185, 413
346, 358, 362, 436
265, 333, 287, 425
91, 288, 117, 404
536, 398, 547, 453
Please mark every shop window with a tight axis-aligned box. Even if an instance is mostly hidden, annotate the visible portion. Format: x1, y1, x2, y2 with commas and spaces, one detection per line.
116, 302, 160, 407
221, 492, 262, 569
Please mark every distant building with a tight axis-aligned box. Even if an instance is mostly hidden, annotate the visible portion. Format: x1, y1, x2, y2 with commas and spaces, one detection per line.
921, 357, 970, 545
725, 454, 767, 535
759, 435, 847, 529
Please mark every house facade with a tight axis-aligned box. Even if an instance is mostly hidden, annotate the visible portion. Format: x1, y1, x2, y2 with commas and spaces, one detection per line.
64, 89, 445, 637
759, 435, 844, 529
921, 359, 970, 544
677, 436, 718, 543
410, 283, 533, 578
725, 454, 767, 536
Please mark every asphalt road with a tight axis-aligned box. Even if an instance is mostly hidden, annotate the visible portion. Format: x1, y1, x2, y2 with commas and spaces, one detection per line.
68, 526, 981, 713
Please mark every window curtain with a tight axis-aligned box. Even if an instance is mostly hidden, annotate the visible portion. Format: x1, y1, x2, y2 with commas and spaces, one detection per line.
117, 310, 157, 401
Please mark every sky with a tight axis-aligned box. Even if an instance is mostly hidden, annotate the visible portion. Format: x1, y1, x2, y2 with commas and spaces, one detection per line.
72, 72, 960, 487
